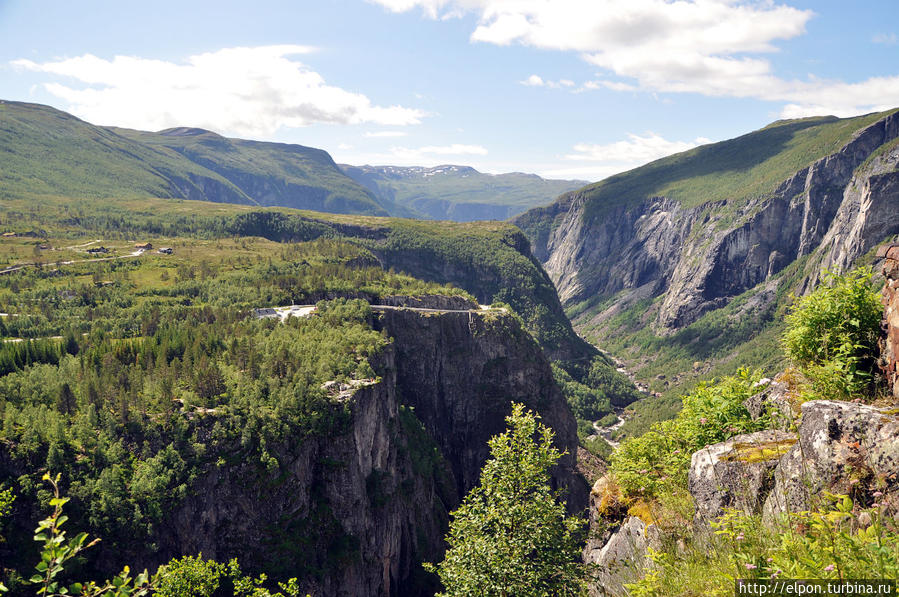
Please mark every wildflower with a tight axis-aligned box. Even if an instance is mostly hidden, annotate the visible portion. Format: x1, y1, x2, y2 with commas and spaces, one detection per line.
699, 417, 708, 424
745, 563, 757, 570
850, 479, 859, 485
824, 564, 835, 572
640, 469, 648, 474
766, 557, 773, 563
735, 533, 744, 541
873, 491, 883, 497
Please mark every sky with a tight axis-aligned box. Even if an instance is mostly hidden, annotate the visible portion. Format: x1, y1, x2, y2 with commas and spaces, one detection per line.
1, 0, 898, 181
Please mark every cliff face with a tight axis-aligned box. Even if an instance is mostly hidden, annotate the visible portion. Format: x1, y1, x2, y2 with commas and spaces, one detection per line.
517, 111, 899, 336
880, 244, 899, 398
121, 307, 584, 596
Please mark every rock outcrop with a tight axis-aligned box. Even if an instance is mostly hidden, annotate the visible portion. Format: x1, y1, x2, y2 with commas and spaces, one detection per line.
516, 110, 899, 335
137, 306, 587, 597
880, 244, 899, 398
764, 400, 899, 521
584, 516, 660, 597
743, 376, 800, 431
689, 430, 796, 523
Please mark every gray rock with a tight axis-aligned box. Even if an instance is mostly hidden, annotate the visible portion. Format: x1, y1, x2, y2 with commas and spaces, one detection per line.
584, 516, 661, 597
764, 400, 899, 521
515, 110, 899, 335
689, 430, 797, 523
744, 378, 800, 430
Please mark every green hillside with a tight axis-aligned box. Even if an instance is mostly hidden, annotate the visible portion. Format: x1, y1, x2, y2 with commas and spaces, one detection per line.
576, 109, 897, 222
340, 164, 585, 221
0, 100, 391, 217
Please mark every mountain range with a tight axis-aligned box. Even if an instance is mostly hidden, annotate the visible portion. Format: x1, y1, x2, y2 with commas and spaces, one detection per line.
514, 107, 899, 430
0, 100, 578, 222
339, 164, 585, 221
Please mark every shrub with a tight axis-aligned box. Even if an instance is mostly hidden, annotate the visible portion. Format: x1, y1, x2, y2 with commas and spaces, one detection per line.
610, 369, 764, 501
783, 268, 882, 400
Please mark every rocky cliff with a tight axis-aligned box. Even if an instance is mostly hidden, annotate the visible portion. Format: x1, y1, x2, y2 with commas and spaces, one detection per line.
89, 306, 586, 596
516, 109, 899, 337
880, 244, 899, 398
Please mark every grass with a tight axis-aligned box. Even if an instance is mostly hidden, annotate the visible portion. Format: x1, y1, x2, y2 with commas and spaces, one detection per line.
578, 109, 897, 224
0, 100, 389, 217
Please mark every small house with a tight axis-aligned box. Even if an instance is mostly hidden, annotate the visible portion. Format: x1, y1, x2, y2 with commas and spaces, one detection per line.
157, 247, 173, 254
1, 232, 15, 238
134, 242, 153, 250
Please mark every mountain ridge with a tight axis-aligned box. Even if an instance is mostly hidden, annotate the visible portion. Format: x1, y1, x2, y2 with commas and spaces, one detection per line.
515, 107, 899, 414
340, 163, 586, 222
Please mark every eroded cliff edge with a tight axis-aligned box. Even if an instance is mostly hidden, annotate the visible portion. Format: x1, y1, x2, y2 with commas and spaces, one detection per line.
516, 110, 899, 336
67, 305, 588, 597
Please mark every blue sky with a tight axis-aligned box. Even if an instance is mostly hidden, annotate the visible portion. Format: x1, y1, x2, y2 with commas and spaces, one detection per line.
1, 0, 898, 181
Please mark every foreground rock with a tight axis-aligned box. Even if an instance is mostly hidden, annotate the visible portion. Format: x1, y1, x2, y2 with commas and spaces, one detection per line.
764, 400, 899, 520
689, 430, 796, 523
584, 516, 660, 597
880, 243, 899, 399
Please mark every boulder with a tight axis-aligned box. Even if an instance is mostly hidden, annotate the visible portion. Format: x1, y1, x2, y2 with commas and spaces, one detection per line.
743, 376, 800, 430
764, 400, 899, 520
689, 430, 796, 523
584, 516, 661, 597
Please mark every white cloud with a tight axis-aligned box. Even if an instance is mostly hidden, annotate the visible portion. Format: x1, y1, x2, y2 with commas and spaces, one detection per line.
365, 130, 409, 137
566, 132, 710, 163
543, 132, 710, 180
371, 0, 899, 117
521, 74, 578, 89
873, 32, 898, 46
11, 45, 425, 136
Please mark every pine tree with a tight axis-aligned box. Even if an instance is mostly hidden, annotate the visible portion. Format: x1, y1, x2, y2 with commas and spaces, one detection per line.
427, 403, 588, 596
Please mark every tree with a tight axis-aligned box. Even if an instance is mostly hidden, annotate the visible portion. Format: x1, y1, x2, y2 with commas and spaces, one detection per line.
427, 403, 588, 596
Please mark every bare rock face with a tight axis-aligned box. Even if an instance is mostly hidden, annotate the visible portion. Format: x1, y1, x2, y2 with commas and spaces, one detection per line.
689, 430, 796, 523
743, 377, 800, 431
880, 244, 899, 398
764, 400, 899, 521
122, 307, 586, 597
518, 110, 899, 335
584, 516, 661, 597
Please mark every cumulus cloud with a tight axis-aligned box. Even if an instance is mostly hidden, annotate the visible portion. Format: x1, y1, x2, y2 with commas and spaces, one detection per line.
873, 32, 898, 45
12, 45, 425, 136
566, 132, 710, 163
371, 0, 899, 117
545, 132, 710, 180
520, 74, 576, 88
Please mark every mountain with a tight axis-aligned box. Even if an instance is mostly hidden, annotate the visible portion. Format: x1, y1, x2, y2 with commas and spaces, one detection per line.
339, 164, 586, 221
0, 100, 394, 217
515, 108, 899, 421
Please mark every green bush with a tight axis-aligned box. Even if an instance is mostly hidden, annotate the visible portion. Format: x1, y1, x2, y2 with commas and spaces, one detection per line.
610, 369, 764, 501
625, 495, 899, 596
783, 268, 882, 399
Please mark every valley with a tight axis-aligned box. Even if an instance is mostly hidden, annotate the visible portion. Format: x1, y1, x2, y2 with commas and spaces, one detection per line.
1, 99, 899, 596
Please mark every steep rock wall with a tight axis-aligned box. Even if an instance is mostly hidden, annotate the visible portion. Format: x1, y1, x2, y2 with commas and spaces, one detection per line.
519, 111, 899, 334
97, 308, 587, 597
880, 244, 899, 398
